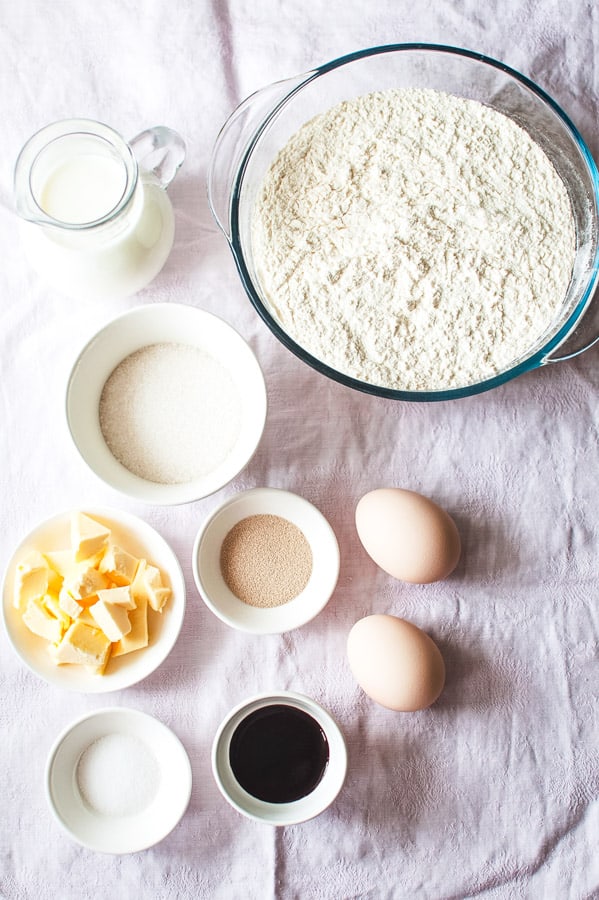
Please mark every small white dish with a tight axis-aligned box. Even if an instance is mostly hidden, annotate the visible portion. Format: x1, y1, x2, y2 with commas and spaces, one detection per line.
46, 707, 192, 853
192, 487, 340, 634
212, 691, 347, 826
2, 506, 185, 693
66, 302, 267, 505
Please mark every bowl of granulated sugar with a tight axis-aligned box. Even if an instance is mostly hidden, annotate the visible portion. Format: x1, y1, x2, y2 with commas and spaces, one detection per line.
66, 303, 267, 504
192, 487, 340, 634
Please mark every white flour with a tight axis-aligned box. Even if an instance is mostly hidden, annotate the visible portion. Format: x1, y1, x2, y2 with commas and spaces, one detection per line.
251, 88, 576, 391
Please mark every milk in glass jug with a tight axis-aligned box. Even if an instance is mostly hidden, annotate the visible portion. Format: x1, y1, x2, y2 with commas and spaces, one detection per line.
14, 119, 185, 301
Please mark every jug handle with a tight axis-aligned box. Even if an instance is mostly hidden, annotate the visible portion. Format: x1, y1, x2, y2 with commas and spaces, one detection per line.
129, 126, 186, 189
207, 72, 313, 242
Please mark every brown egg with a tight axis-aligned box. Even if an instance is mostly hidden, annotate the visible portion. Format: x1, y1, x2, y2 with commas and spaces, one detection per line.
347, 614, 445, 711
355, 488, 461, 583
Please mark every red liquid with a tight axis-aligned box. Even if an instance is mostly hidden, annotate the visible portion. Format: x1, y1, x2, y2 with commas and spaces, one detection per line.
229, 704, 329, 803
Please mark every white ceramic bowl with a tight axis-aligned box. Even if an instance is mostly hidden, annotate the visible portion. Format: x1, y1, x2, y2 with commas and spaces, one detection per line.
66, 303, 267, 505
46, 707, 192, 853
212, 691, 347, 825
1, 506, 185, 692
192, 487, 340, 634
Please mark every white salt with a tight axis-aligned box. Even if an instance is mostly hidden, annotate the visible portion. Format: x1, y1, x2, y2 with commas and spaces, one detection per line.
76, 732, 160, 817
99, 342, 243, 484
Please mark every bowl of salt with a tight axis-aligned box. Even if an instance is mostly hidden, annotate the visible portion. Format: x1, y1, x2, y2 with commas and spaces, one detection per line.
66, 303, 267, 505
45, 707, 192, 853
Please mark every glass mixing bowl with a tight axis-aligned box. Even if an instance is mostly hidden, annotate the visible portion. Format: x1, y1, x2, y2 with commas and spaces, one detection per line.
208, 44, 599, 401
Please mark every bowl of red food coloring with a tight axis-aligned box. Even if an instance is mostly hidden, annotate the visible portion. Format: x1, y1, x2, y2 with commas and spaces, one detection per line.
211, 691, 347, 825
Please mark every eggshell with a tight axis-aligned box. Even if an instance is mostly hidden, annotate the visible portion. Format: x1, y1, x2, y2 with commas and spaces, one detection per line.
355, 488, 461, 583
347, 614, 445, 711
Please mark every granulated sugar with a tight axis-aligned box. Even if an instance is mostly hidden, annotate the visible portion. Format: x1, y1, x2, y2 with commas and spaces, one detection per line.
99, 342, 242, 484
220, 514, 313, 607
76, 733, 160, 817
251, 88, 576, 391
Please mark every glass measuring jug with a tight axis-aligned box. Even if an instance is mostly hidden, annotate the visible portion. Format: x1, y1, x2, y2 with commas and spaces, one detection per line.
14, 119, 185, 302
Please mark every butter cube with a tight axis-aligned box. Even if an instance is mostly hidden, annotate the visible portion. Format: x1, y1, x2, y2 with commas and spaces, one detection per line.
43, 593, 71, 630
132, 560, 171, 612
86, 655, 110, 676
39, 561, 63, 595
89, 598, 132, 642
44, 549, 74, 578
112, 595, 148, 657
151, 588, 171, 613
77, 608, 96, 626
99, 544, 139, 586
45, 549, 103, 582
51, 621, 111, 667
58, 587, 83, 619
22, 596, 64, 643
62, 565, 109, 604
95, 585, 135, 609
13, 551, 49, 610
71, 512, 110, 563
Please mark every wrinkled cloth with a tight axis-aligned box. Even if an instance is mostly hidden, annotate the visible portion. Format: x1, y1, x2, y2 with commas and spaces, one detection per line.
1, 1, 598, 898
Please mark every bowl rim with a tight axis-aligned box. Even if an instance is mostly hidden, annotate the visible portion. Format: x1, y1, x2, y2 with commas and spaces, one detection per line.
65, 302, 268, 504
211, 690, 347, 825
192, 486, 340, 634
226, 42, 599, 401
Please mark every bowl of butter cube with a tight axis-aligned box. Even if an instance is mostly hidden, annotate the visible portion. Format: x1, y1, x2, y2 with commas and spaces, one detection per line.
1, 508, 185, 692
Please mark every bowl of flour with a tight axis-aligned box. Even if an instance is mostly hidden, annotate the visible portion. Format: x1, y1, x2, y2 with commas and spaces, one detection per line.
208, 44, 599, 400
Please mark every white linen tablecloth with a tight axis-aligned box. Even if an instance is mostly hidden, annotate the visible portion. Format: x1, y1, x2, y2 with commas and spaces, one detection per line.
1, 1, 598, 898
